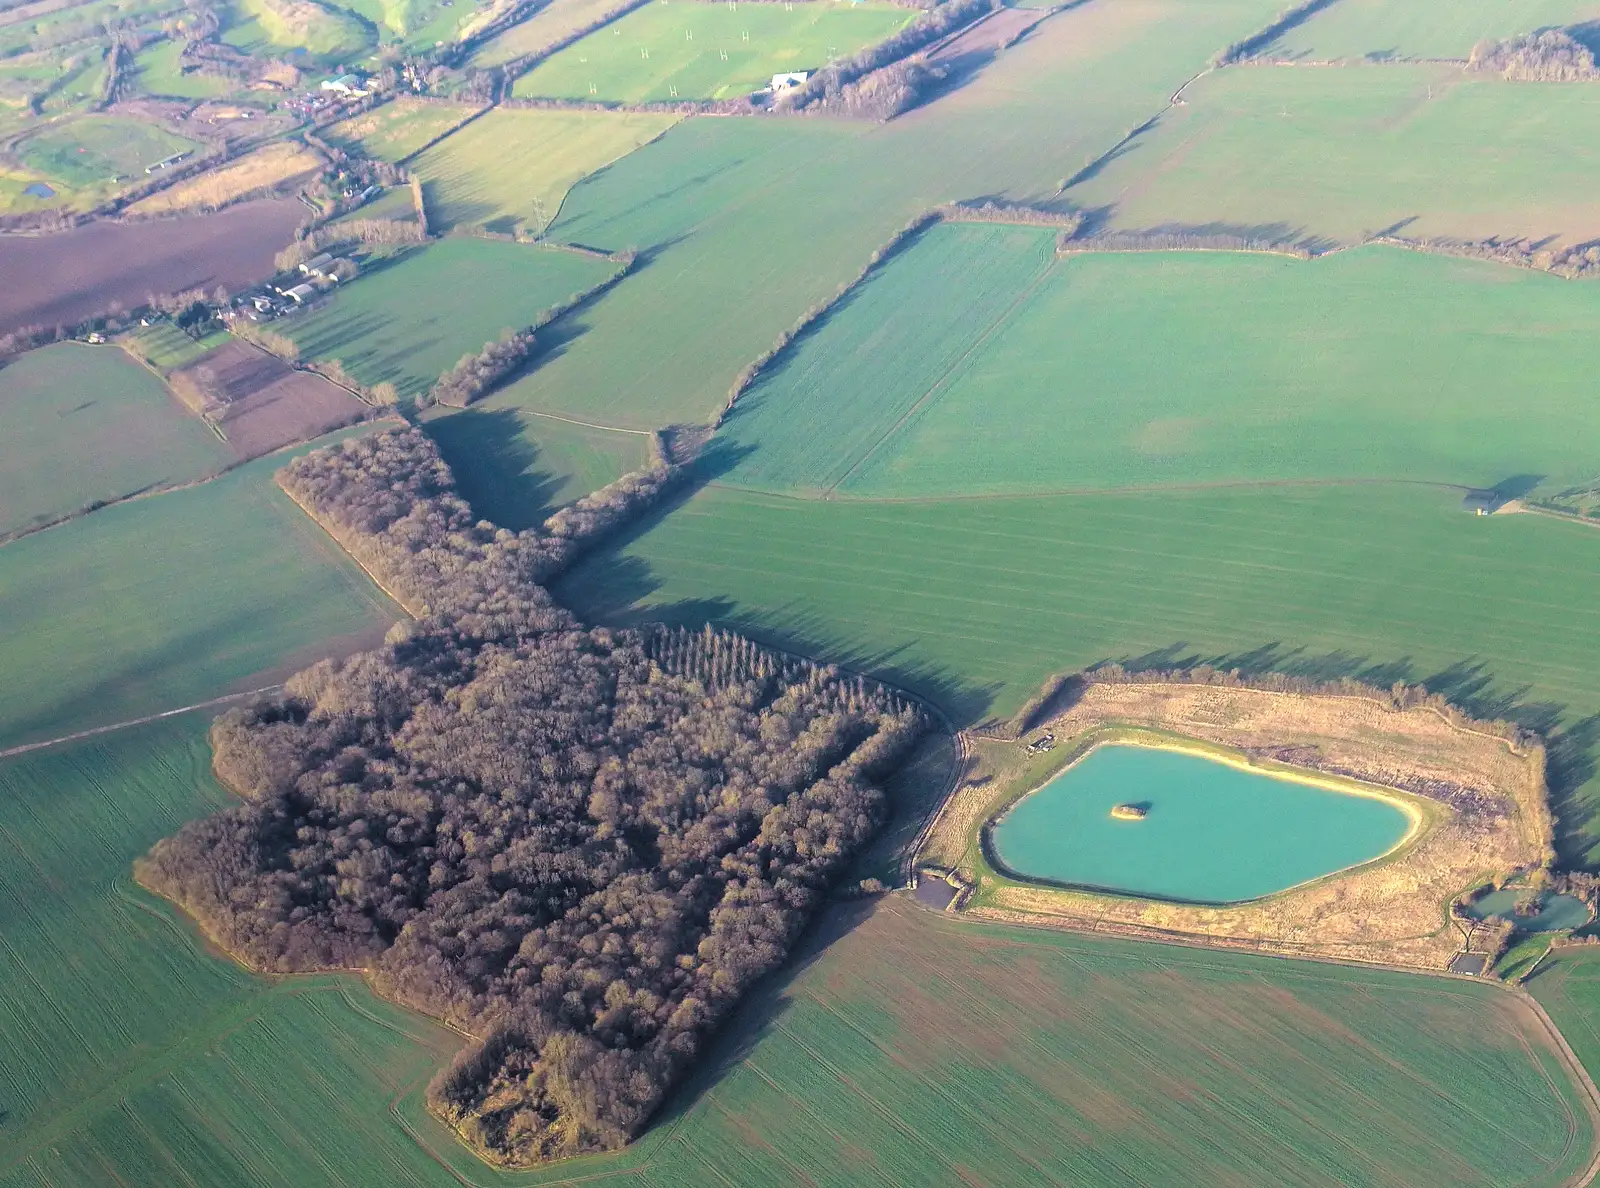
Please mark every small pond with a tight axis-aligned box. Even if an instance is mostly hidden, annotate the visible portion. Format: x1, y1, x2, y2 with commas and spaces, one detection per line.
990, 743, 1415, 904
1468, 889, 1591, 933
22, 182, 55, 199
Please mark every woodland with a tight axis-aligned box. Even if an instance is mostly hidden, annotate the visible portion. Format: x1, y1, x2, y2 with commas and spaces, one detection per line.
137, 428, 924, 1163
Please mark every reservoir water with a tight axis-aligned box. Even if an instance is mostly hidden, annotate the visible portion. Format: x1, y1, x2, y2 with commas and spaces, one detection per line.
990, 743, 1414, 904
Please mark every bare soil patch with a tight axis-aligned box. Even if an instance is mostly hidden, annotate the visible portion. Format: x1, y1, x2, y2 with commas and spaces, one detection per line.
0, 199, 303, 337
922, 681, 1552, 970
171, 339, 369, 458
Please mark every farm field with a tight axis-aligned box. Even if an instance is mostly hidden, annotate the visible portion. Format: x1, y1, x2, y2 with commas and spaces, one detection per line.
14, 114, 203, 204
556, 481, 1600, 863
721, 230, 1600, 496
122, 321, 233, 372
0, 198, 305, 337
338, 0, 467, 48
1273, 0, 1600, 60
279, 237, 616, 397
323, 98, 484, 162
425, 404, 653, 528
1070, 64, 1600, 247
0, 441, 396, 752
0, 342, 231, 537
407, 106, 678, 234
496, 0, 1287, 438
467, 0, 630, 66
1531, 946, 1600, 1089
513, 0, 914, 103
5, 747, 1592, 1188
0, 717, 471, 1188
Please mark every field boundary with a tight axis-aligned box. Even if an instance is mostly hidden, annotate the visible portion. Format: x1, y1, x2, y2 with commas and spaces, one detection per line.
0, 687, 280, 762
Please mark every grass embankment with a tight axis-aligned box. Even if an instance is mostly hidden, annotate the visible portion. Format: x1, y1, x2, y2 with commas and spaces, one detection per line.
0, 342, 231, 538
0, 442, 396, 752
719, 226, 1600, 496
278, 237, 616, 397
224, 0, 372, 60
554, 481, 1600, 864
407, 107, 678, 235
914, 681, 1547, 968
1070, 64, 1600, 247
513, 0, 914, 103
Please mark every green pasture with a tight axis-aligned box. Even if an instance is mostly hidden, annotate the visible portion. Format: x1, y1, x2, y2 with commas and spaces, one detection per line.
2, 736, 1589, 1188
131, 39, 234, 99
1071, 64, 1600, 247
337, 0, 465, 47
1274, 0, 1600, 60
0, 343, 231, 538
16, 114, 202, 193
280, 238, 616, 397
557, 482, 1600, 863
514, 0, 912, 103
322, 99, 482, 162
498, 0, 1285, 437
408, 107, 678, 234
722, 230, 1600, 496
0, 442, 396, 752
425, 405, 652, 529
468, 0, 628, 66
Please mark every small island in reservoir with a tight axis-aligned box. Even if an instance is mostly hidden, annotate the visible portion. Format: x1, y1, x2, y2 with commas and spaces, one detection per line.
1110, 803, 1149, 821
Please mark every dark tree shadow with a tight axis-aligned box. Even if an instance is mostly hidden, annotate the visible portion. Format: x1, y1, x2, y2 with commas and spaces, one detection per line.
424, 407, 578, 530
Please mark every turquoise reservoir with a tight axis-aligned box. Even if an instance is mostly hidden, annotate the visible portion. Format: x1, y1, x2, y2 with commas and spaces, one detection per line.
990, 743, 1414, 904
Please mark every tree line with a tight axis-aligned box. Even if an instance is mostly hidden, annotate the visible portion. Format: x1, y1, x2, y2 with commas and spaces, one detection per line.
137, 428, 925, 1164
1468, 30, 1598, 80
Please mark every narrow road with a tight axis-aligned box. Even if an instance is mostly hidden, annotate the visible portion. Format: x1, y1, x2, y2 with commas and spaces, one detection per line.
0, 686, 280, 762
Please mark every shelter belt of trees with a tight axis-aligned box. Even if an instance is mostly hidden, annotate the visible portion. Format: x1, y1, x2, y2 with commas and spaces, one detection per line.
138, 428, 924, 1164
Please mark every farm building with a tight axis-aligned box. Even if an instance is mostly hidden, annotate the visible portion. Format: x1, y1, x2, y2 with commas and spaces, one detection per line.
284, 283, 318, 304
320, 74, 369, 96
1462, 491, 1501, 516
299, 253, 335, 276
771, 71, 811, 92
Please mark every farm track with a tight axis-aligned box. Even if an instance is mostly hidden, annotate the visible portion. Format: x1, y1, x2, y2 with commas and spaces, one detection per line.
0, 687, 280, 763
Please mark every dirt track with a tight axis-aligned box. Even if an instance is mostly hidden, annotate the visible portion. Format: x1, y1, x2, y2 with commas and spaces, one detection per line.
0, 200, 303, 337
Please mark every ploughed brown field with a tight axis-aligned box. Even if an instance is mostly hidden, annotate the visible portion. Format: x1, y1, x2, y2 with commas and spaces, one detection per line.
0, 200, 303, 337
169, 339, 370, 458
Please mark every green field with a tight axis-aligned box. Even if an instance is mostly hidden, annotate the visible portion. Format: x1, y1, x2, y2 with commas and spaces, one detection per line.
408, 107, 678, 234
0, 442, 396, 751
280, 238, 616, 397
0, 343, 231, 537
131, 38, 235, 99
15, 114, 202, 195
488, 0, 1285, 440
1533, 946, 1600, 1089
122, 322, 233, 373
1071, 64, 1600, 247
556, 482, 1600, 862
1275, 0, 1600, 60
468, 0, 630, 66
323, 99, 483, 162
514, 0, 912, 103
2, 733, 1590, 1188
425, 405, 653, 528
720, 229, 1600, 496
338, 0, 466, 47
